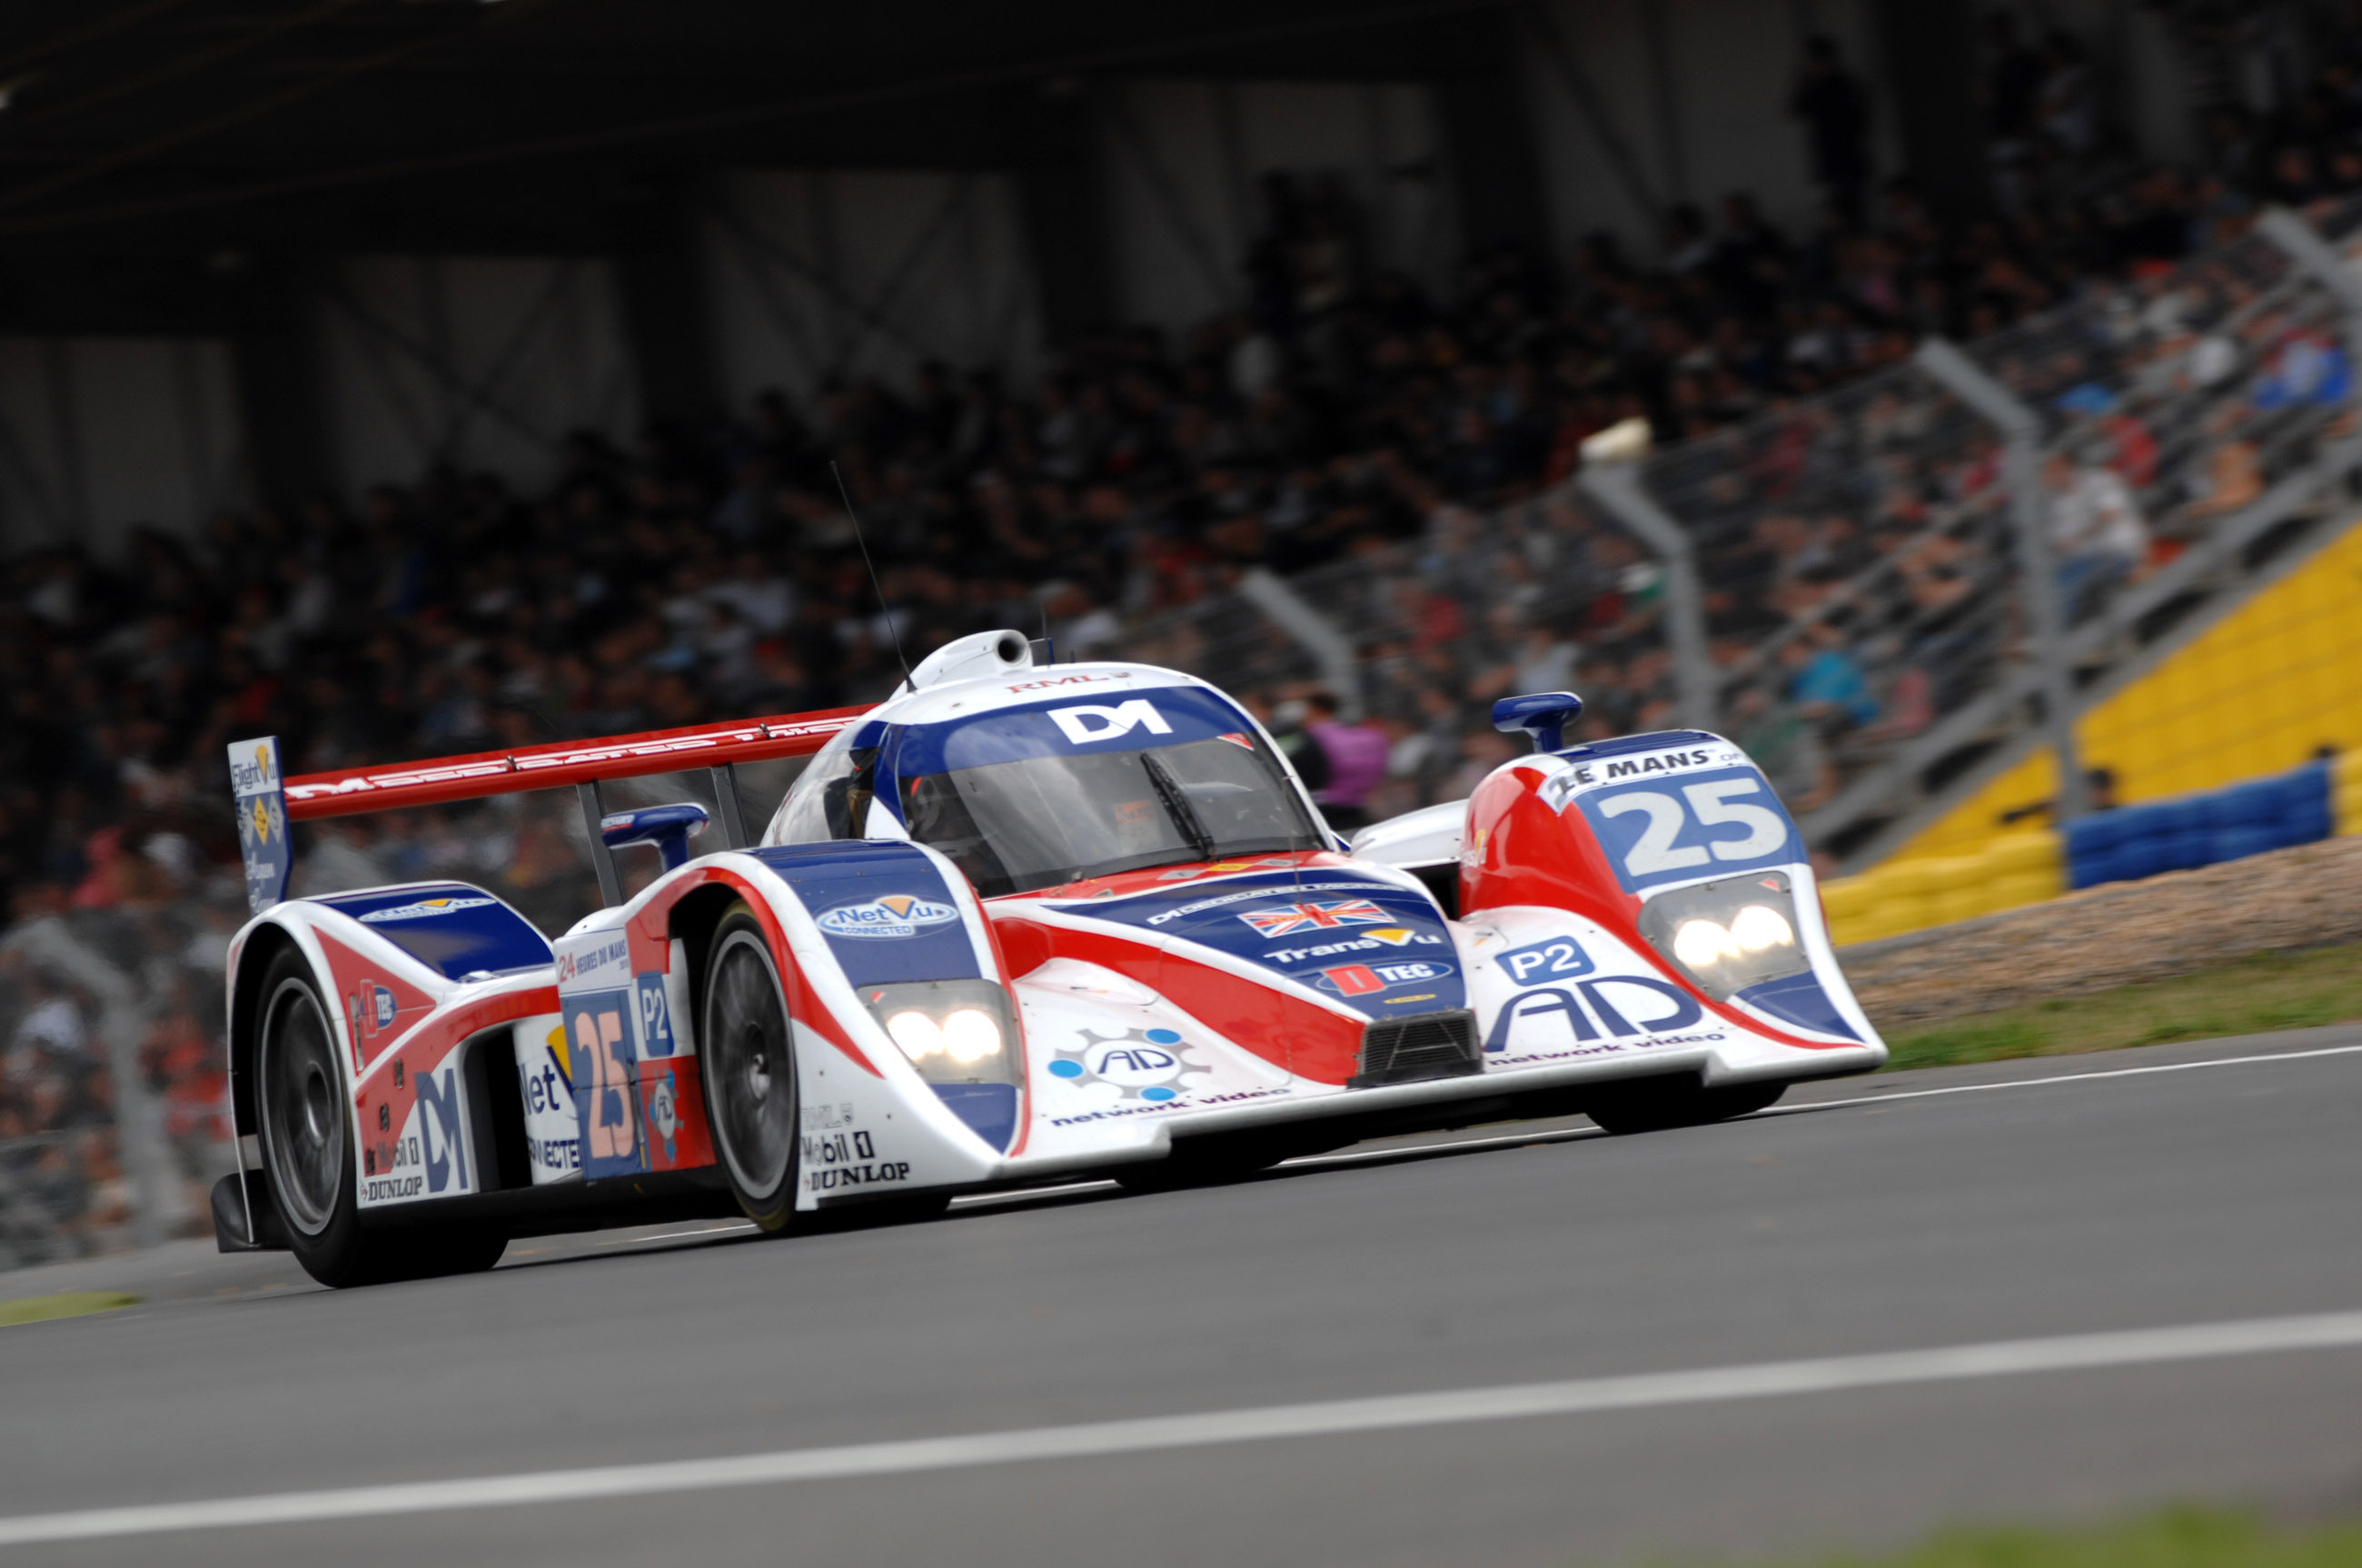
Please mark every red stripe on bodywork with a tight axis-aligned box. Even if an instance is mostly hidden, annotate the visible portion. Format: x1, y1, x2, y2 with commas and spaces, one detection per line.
995, 916, 1365, 1086
312, 931, 440, 1073
1463, 766, 1852, 1051
626, 863, 880, 1077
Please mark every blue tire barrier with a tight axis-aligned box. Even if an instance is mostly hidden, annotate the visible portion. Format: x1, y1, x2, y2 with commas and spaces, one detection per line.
2067, 761, 2332, 889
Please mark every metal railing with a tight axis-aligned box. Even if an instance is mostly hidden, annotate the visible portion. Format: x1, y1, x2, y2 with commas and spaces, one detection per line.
1113, 203, 2362, 866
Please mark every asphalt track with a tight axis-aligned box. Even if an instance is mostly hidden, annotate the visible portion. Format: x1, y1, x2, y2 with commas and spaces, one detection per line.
3, 1027, 2360, 1566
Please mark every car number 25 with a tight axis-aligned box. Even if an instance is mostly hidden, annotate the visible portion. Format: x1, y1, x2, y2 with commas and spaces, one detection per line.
1579, 766, 1797, 890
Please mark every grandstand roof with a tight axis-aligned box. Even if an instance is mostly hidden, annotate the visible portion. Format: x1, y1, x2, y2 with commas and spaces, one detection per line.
0, 0, 1504, 263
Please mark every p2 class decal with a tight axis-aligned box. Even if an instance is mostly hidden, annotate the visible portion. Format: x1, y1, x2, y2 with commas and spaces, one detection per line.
1493, 936, 1595, 987
1569, 763, 1804, 895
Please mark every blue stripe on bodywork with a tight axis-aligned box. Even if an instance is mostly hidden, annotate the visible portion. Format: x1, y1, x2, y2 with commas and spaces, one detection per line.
931, 1084, 1018, 1152
1053, 869, 1464, 1020
885, 684, 1259, 778
1733, 970, 1860, 1040
311, 883, 551, 978
749, 842, 982, 986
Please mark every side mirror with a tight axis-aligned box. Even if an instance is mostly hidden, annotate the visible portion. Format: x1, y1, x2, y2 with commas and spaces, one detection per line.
1491, 692, 1586, 754
600, 802, 711, 872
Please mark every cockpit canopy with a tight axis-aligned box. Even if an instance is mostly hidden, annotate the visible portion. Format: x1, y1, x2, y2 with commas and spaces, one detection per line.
764, 678, 1327, 896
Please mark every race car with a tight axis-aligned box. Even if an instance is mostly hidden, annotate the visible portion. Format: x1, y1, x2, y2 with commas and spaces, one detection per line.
213, 629, 1885, 1286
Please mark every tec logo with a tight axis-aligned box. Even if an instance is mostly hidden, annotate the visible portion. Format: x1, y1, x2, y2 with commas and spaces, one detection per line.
1047, 1026, 1206, 1103
1047, 699, 1170, 745
818, 894, 960, 939
348, 981, 398, 1038
1236, 898, 1391, 938
1315, 959, 1456, 997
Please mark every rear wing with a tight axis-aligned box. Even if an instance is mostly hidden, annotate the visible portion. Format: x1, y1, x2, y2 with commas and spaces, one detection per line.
229, 706, 873, 914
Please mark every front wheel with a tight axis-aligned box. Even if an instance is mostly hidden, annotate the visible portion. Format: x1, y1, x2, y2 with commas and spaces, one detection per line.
1584, 1076, 1786, 1136
254, 949, 506, 1286
700, 906, 801, 1231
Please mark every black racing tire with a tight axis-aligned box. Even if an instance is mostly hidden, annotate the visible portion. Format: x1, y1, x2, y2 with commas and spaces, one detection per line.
254, 949, 508, 1286
1583, 1075, 1787, 1136
700, 904, 801, 1232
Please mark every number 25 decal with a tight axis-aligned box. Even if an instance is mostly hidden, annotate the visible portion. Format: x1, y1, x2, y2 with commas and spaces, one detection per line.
573, 1007, 632, 1159
1599, 778, 1787, 877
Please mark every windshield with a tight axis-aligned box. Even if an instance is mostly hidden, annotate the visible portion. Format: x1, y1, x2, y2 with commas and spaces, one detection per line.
899, 732, 1325, 896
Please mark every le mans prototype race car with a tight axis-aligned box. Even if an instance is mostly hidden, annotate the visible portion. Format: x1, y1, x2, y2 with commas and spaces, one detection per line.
215, 629, 1885, 1285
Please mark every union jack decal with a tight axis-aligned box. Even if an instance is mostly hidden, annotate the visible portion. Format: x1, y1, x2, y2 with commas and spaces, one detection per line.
1236, 898, 1390, 937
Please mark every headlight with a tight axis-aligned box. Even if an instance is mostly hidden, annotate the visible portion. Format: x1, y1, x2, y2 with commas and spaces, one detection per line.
942, 1007, 1002, 1063
858, 979, 1019, 1087
1730, 903, 1794, 952
1636, 873, 1811, 1001
1672, 918, 1738, 970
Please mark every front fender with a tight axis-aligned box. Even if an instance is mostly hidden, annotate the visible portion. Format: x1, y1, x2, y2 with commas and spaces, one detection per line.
1461, 731, 1883, 1065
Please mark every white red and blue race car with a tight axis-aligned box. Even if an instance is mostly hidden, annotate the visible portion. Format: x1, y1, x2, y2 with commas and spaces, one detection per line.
214, 630, 1884, 1286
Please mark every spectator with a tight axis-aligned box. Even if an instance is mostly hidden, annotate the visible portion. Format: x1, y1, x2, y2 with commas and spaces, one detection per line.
1303, 692, 1389, 832
2045, 449, 2149, 621
1789, 35, 1872, 216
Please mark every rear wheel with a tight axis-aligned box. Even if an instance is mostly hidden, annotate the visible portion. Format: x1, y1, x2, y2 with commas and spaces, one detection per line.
1584, 1076, 1786, 1136
254, 950, 506, 1286
700, 906, 800, 1231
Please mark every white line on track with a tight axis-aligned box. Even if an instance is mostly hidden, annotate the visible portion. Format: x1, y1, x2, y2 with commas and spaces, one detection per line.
551, 1045, 2362, 1237
6, 1308, 2362, 1546
1772, 1040, 2362, 1115
590, 1223, 756, 1247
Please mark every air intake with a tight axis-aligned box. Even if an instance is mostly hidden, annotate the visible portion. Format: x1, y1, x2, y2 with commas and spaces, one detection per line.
1351, 1009, 1481, 1088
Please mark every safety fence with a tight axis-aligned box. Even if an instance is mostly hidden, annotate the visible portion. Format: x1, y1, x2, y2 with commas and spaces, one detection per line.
1126, 198, 2362, 932
13, 211, 2362, 1263
0, 759, 800, 1267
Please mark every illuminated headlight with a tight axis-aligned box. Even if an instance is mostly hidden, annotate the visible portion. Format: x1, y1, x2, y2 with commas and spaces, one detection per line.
1730, 903, 1794, 952
1637, 874, 1811, 1001
858, 979, 1019, 1086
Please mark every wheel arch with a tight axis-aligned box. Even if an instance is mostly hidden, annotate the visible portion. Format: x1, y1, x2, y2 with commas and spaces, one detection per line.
666, 881, 759, 1051
227, 920, 312, 1142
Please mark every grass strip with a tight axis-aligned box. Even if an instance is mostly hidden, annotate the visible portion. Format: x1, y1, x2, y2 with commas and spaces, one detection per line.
0, 1291, 140, 1327
1712, 1509, 2362, 1568
1880, 940, 2362, 1072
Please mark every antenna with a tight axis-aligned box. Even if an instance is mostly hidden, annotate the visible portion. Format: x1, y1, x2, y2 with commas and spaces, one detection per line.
833, 459, 912, 684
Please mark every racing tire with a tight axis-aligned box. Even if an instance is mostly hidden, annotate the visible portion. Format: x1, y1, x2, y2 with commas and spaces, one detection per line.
700, 905, 801, 1233
254, 950, 508, 1287
1583, 1076, 1786, 1136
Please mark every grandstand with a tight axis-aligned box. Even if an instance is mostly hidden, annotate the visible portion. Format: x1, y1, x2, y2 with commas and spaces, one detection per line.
6, 0, 2362, 1253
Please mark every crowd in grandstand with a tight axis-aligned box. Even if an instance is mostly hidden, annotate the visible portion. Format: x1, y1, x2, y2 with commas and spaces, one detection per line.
6, 18, 2362, 1246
